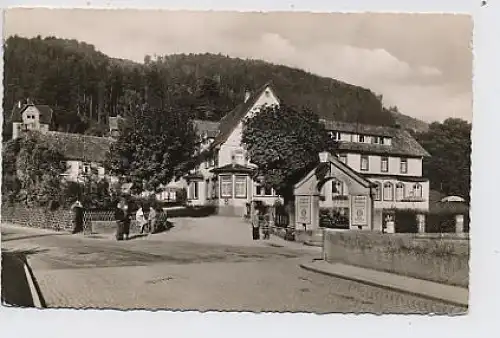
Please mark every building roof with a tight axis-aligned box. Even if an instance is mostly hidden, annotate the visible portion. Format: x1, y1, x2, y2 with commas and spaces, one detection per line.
39, 131, 114, 163
332, 128, 430, 158
192, 119, 220, 138
211, 81, 275, 148
11, 103, 53, 124
322, 120, 397, 137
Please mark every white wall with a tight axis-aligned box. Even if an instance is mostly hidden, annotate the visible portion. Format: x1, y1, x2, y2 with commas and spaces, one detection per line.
61, 160, 106, 183
369, 178, 430, 212
342, 153, 423, 176
219, 86, 280, 167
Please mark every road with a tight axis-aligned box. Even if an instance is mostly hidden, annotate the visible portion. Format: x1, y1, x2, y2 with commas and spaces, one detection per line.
1, 219, 466, 314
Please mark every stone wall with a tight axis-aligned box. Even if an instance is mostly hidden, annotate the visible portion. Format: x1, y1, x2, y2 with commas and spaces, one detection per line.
323, 229, 469, 287
1, 206, 73, 231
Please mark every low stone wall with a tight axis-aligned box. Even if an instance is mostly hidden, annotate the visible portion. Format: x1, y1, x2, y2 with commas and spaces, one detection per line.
1, 206, 73, 231
323, 229, 470, 287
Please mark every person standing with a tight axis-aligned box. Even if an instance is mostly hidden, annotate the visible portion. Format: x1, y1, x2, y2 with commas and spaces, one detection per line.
252, 208, 261, 240
136, 204, 148, 234
122, 200, 131, 240
115, 199, 126, 241
70, 199, 84, 234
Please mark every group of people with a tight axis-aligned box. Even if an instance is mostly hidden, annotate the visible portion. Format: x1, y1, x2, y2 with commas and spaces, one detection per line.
114, 198, 160, 241
251, 206, 271, 240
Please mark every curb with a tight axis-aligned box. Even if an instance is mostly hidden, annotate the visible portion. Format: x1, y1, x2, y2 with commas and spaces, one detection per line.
21, 258, 46, 308
299, 262, 468, 307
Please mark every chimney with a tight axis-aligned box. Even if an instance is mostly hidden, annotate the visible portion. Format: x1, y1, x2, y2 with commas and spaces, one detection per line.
244, 90, 251, 103
17, 101, 21, 108
26, 98, 33, 105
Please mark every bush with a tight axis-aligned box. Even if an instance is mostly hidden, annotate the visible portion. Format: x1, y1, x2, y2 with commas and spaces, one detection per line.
167, 205, 217, 218
392, 209, 418, 233
320, 208, 349, 229
426, 211, 469, 233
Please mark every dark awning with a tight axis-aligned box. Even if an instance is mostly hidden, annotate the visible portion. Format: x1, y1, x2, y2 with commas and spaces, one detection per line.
210, 163, 256, 174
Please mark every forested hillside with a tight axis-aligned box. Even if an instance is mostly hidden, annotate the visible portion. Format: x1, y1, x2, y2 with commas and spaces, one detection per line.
3, 35, 417, 138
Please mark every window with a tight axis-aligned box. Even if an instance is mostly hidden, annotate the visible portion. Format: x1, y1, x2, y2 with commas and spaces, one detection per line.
332, 179, 344, 196
381, 157, 389, 172
220, 176, 233, 198
339, 154, 347, 164
396, 183, 405, 201
373, 182, 382, 201
329, 131, 340, 141
232, 150, 245, 165
360, 155, 369, 171
235, 176, 247, 198
189, 181, 199, 200
400, 158, 408, 174
383, 182, 394, 201
82, 162, 91, 175
205, 179, 210, 200
413, 183, 423, 198
359, 135, 365, 143
379, 137, 385, 145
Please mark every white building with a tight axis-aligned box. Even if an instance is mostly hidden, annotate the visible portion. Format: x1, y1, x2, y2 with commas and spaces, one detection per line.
183, 82, 431, 230
11, 100, 52, 139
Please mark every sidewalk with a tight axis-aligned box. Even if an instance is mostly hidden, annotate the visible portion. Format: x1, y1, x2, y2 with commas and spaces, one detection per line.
300, 259, 468, 307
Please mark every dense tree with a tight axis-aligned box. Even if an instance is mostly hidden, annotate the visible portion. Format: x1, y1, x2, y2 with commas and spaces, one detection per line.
4, 36, 400, 139
13, 132, 68, 206
416, 118, 471, 201
241, 104, 337, 222
105, 106, 198, 194
1, 139, 22, 204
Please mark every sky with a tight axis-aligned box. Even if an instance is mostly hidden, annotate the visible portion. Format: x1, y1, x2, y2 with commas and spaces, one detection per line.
3, 9, 473, 123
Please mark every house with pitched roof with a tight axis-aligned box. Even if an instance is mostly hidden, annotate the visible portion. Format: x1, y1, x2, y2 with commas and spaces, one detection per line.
10, 100, 114, 184
184, 83, 282, 215
184, 82, 431, 230
37, 131, 114, 182
11, 100, 53, 139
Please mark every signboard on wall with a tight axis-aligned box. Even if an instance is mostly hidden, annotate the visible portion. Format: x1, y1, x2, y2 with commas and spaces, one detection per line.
296, 196, 312, 225
351, 195, 368, 226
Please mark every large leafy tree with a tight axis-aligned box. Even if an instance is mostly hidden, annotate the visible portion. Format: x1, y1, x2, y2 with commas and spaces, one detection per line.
106, 106, 198, 194
14, 132, 68, 206
241, 104, 337, 212
416, 118, 471, 201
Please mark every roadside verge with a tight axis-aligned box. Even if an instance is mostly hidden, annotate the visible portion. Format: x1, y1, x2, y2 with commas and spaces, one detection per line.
300, 259, 468, 307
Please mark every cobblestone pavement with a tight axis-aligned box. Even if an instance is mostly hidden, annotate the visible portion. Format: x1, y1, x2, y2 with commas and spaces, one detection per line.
1, 222, 467, 314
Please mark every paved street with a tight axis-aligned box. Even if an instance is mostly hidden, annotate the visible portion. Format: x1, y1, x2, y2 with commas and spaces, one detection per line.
1, 217, 466, 313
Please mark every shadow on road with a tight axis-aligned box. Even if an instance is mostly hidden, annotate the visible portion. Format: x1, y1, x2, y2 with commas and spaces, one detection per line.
1, 248, 48, 308
2, 233, 68, 242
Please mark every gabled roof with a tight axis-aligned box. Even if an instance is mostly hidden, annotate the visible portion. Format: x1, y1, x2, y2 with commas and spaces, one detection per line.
39, 131, 114, 163
324, 121, 430, 158
192, 119, 220, 138
211, 81, 276, 148
11, 103, 53, 124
